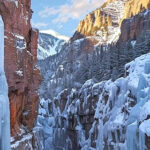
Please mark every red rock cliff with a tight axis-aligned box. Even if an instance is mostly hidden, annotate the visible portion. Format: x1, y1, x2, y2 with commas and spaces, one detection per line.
0, 0, 41, 136
119, 9, 150, 42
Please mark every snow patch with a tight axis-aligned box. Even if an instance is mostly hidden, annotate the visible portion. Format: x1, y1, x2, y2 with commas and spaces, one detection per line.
11, 134, 32, 148
40, 29, 70, 41
16, 70, 23, 77
139, 119, 150, 136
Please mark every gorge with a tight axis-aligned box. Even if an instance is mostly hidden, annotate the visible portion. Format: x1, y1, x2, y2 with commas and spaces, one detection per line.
1, 0, 150, 150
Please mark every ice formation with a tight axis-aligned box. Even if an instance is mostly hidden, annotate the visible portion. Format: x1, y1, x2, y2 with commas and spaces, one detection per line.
0, 15, 10, 150
36, 51, 150, 149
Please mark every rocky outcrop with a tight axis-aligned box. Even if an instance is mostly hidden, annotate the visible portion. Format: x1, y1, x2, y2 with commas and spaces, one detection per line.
11, 131, 42, 150
0, 0, 41, 138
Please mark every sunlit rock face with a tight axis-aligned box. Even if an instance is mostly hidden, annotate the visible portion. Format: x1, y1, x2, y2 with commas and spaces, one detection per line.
0, 0, 41, 147
72, 0, 150, 43
72, 0, 125, 43
124, 0, 150, 18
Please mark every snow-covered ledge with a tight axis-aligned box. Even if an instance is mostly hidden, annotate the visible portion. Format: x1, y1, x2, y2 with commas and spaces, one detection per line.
0, 15, 10, 150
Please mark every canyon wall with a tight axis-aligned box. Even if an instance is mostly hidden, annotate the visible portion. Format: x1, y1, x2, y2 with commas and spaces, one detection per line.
124, 0, 150, 18
119, 9, 150, 42
0, 0, 41, 139
72, 0, 150, 42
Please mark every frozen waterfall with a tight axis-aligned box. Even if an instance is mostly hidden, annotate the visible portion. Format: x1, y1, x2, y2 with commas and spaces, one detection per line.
0, 15, 10, 150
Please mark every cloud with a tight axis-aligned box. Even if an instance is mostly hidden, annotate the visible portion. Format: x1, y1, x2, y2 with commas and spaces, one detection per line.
32, 22, 48, 28
38, 0, 104, 23
38, 7, 59, 18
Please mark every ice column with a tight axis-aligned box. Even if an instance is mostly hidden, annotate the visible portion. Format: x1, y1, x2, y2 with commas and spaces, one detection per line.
0, 15, 10, 150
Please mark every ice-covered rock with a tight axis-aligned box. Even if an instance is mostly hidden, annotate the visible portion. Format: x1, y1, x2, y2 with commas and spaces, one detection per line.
36, 52, 150, 150
0, 15, 10, 150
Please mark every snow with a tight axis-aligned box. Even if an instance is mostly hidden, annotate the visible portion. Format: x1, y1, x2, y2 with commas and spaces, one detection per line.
15, 34, 24, 40
16, 70, 23, 77
40, 29, 70, 41
139, 100, 150, 122
114, 113, 124, 124
74, 38, 85, 44
10, 0, 18, 8
38, 32, 67, 60
4, 36, 8, 39
131, 40, 136, 48
125, 53, 150, 149
11, 134, 33, 149
15, 34, 26, 50
93, 0, 126, 45
36, 49, 150, 149
125, 53, 150, 95
38, 40, 60, 57
144, 9, 150, 16
0, 15, 10, 150
16, 37, 26, 50
81, 79, 95, 90
27, 50, 33, 56
83, 52, 150, 149
38, 44, 52, 60
139, 119, 150, 136
14, 1, 18, 8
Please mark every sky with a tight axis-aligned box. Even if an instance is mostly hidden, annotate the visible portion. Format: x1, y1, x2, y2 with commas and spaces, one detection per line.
31, 0, 104, 37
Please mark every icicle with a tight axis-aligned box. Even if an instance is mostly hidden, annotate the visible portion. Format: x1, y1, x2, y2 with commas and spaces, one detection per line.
96, 119, 103, 150
139, 129, 145, 150
0, 15, 10, 150
126, 121, 138, 150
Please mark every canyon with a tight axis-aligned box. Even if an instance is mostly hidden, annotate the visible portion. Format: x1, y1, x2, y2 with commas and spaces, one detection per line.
37, 10, 150, 150
0, 0, 150, 149
36, 0, 150, 149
